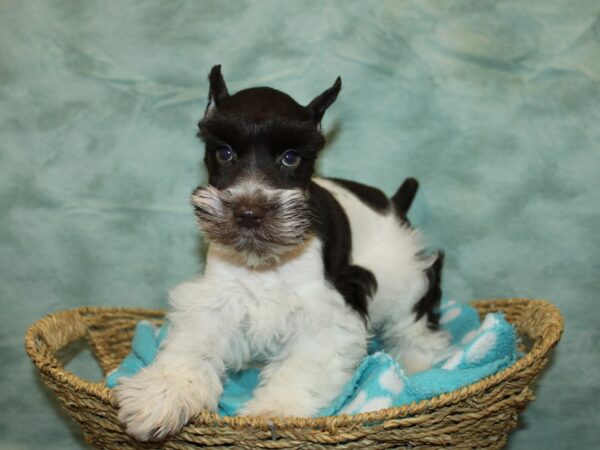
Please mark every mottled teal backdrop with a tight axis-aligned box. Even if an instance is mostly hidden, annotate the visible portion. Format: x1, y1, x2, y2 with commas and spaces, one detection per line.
1, 1, 598, 448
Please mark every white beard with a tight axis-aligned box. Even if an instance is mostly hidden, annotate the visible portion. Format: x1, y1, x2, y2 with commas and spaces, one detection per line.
191, 179, 314, 267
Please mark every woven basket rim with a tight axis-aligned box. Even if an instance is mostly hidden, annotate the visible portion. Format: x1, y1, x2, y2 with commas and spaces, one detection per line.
25, 297, 563, 431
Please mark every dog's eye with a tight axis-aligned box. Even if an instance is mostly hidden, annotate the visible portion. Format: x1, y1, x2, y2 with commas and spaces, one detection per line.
281, 150, 301, 168
215, 146, 235, 164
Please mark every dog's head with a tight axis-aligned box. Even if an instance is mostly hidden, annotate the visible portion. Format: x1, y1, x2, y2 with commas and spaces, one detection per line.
192, 65, 341, 265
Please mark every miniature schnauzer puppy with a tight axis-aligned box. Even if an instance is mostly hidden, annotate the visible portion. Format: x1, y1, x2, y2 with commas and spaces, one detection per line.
115, 65, 448, 441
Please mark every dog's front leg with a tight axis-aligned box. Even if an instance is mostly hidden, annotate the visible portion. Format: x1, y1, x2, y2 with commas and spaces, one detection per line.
114, 279, 240, 441
241, 320, 366, 418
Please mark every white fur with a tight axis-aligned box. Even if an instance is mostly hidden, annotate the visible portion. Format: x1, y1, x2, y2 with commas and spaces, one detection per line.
313, 178, 450, 373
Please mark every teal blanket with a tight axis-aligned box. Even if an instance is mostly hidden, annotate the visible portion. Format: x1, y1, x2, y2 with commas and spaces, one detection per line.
107, 300, 519, 416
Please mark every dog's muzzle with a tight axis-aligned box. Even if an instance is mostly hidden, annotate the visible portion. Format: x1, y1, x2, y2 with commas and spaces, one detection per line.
191, 184, 314, 258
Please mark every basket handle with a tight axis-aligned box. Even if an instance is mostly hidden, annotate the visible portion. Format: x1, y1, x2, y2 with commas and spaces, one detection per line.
25, 308, 110, 399
26, 309, 86, 355
520, 299, 564, 359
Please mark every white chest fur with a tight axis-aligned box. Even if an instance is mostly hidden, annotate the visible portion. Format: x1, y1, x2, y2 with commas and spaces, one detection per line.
167, 237, 363, 370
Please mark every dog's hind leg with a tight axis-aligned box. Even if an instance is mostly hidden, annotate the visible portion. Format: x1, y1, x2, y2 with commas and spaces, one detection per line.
412, 251, 444, 328
377, 252, 450, 374
381, 315, 450, 374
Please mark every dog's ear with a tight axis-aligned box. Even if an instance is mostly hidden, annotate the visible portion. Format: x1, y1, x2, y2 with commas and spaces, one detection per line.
205, 65, 229, 114
307, 76, 342, 124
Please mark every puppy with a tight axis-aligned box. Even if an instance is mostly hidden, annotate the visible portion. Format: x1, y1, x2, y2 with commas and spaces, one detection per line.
115, 65, 448, 441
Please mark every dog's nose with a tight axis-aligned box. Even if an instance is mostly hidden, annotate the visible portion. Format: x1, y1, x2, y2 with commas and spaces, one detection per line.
233, 204, 266, 228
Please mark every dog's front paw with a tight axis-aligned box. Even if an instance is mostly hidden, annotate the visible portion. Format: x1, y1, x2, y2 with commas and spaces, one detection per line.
114, 367, 220, 441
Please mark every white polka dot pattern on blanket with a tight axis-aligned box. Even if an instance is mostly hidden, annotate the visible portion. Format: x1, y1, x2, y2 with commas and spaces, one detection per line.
360, 396, 392, 413
461, 329, 479, 345
340, 391, 367, 414
440, 307, 461, 324
466, 332, 497, 363
378, 368, 404, 394
481, 314, 498, 330
442, 350, 464, 370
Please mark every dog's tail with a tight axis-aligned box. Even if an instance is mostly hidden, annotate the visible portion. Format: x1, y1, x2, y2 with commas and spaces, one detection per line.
391, 177, 419, 217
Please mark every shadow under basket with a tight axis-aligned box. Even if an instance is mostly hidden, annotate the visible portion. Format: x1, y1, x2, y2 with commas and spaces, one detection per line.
25, 298, 563, 449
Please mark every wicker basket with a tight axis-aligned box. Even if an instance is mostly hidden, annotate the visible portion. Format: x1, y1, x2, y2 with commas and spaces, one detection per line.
25, 298, 562, 449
